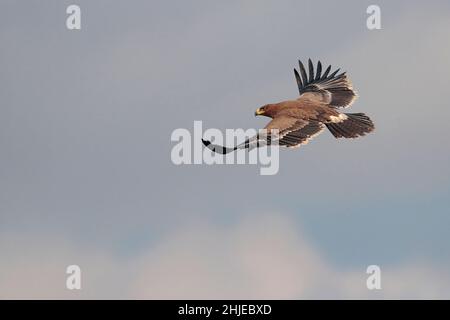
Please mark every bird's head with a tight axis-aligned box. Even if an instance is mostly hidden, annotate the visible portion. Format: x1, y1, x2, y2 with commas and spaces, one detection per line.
255, 105, 269, 116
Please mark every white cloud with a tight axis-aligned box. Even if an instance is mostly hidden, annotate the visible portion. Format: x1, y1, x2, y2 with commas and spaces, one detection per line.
130, 214, 328, 299
129, 213, 450, 299
1, 213, 449, 299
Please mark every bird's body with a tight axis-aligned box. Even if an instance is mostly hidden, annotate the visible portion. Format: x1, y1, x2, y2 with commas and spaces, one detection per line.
262, 97, 342, 124
203, 59, 374, 153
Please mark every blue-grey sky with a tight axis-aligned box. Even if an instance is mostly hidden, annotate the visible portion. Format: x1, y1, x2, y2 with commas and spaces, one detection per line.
1, 0, 450, 298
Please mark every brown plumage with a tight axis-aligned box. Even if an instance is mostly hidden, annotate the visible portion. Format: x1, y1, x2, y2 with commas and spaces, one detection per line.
202, 59, 374, 154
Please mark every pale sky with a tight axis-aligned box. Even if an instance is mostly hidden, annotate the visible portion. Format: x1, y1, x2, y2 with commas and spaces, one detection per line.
1, 0, 450, 298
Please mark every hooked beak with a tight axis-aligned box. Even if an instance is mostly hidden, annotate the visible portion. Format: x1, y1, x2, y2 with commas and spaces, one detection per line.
255, 108, 264, 116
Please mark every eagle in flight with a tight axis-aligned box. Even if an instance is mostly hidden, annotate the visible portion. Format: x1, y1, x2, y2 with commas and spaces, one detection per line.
202, 59, 374, 154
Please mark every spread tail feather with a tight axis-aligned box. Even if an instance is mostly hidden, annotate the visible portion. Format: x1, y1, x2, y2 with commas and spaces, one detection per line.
326, 113, 374, 138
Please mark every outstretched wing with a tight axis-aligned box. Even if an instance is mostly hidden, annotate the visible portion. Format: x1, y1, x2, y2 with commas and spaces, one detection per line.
202, 131, 271, 154
265, 116, 325, 148
294, 59, 357, 108
202, 116, 324, 154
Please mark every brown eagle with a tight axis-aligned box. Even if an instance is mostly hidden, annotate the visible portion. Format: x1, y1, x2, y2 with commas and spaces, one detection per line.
202, 59, 374, 154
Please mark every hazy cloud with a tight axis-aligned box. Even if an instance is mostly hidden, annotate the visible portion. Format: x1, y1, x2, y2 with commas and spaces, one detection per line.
2, 213, 449, 299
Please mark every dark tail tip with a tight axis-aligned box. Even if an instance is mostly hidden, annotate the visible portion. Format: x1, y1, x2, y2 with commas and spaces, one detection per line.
201, 139, 211, 147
